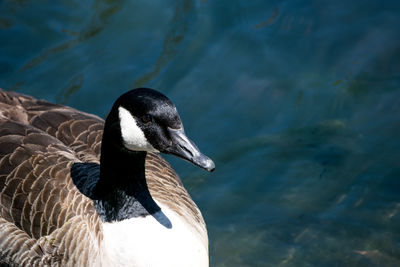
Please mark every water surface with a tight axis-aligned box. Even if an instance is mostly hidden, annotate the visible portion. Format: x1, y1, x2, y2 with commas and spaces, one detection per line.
1, 0, 400, 266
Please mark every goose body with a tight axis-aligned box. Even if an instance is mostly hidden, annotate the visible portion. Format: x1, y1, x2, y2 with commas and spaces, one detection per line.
0, 88, 214, 266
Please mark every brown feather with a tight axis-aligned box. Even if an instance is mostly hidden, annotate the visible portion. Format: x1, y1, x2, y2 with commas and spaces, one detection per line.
0, 89, 207, 266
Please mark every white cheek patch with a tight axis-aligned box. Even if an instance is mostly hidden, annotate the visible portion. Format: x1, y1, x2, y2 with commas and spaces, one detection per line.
118, 106, 158, 152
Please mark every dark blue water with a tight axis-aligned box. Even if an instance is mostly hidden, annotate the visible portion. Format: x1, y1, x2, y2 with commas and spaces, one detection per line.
1, 0, 400, 266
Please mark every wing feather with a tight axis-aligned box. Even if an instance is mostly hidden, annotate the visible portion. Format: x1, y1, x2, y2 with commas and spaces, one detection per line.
0, 90, 102, 265
0, 89, 207, 265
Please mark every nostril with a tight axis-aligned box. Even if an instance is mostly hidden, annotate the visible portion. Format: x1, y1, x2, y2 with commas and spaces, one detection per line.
178, 144, 193, 157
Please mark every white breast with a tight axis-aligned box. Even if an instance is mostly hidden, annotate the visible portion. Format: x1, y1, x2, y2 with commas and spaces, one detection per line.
99, 203, 209, 267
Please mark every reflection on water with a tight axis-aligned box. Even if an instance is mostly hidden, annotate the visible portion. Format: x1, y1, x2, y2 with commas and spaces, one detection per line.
55, 73, 84, 104
133, 0, 194, 87
21, 0, 124, 72
0, 17, 13, 29
1, 0, 400, 266
254, 6, 279, 29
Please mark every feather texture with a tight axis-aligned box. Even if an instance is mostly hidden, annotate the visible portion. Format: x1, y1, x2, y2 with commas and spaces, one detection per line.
0, 89, 208, 266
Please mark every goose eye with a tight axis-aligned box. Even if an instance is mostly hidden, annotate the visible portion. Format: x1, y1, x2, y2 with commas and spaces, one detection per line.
141, 114, 152, 124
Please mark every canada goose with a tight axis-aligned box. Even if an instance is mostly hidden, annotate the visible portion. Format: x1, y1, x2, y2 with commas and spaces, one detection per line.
0, 88, 214, 267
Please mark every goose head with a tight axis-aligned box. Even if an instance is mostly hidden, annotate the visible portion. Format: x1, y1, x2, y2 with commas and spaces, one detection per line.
104, 88, 215, 172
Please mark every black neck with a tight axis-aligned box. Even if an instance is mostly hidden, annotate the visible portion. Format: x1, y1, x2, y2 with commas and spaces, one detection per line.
93, 115, 160, 222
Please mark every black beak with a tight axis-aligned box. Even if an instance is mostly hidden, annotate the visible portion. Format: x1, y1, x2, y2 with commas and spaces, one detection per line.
164, 127, 215, 172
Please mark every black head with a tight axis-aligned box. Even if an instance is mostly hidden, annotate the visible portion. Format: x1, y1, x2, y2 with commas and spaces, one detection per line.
106, 88, 215, 172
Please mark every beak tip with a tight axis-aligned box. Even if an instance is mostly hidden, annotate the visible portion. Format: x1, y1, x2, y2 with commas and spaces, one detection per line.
165, 127, 215, 172
203, 158, 215, 172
